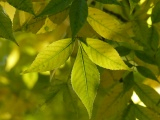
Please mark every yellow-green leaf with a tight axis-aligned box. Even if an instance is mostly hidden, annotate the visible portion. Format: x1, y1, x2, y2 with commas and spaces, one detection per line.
81, 38, 129, 70
23, 38, 73, 73
87, 7, 131, 42
71, 45, 100, 119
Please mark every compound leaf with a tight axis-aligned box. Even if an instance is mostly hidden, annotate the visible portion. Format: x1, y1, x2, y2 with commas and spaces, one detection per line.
71, 45, 100, 119
82, 38, 129, 70
24, 38, 73, 73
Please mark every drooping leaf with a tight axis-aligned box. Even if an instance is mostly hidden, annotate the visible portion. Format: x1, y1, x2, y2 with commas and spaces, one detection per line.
71, 45, 100, 119
7, 0, 35, 15
81, 38, 129, 70
134, 82, 160, 114
69, 0, 88, 39
134, 50, 155, 65
23, 38, 73, 73
0, 5, 17, 44
95, 0, 120, 5
87, 7, 131, 42
115, 46, 131, 56
133, 104, 160, 120
136, 66, 159, 82
151, 2, 160, 23
38, 0, 73, 16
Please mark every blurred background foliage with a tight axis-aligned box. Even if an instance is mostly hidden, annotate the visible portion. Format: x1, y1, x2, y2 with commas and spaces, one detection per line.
1, 0, 160, 120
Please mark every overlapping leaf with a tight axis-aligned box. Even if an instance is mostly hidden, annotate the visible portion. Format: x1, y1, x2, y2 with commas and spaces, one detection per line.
87, 7, 131, 42
69, 0, 88, 39
38, 0, 73, 16
136, 66, 158, 82
133, 104, 160, 120
71, 45, 100, 119
0, 5, 17, 44
23, 38, 73, 73
7, 0, 34, 14
81, 38, 129, 70
134, 82, 160, 114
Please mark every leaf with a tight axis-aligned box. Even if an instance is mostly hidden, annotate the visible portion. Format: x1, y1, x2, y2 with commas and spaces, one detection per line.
38, 0, 73, 16
133, 104, 160, 120
69, 0, 88, 39
155, 48, 160, 67
129, 0, 139, 14
7, 0, 34, 15
87, 7, 131, 42
120, 103, 136, 120
95, 0, 120, 5
49, 9, 69, 25
115, 46, 131, 56
23, 38, 73, 73
134, 50, 155, 65
0, 5, 17, 44
95, 83, 132, 120
136, 66, 159, 82
134, 82, 160, 114
151, 2, 160, 23
123, 72, 134, 92
71, 45, 100, 119
81, 38, 129, 70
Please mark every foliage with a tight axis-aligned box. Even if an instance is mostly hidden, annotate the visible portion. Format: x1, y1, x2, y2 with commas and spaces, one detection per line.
0, 0, 160, 120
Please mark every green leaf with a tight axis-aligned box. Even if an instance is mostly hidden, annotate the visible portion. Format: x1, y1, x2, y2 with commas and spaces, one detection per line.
134, 50, 155, 64
23, 38, 73, 73
115, 46, 131, 56
155, 48, 160, 67
7, 0, 34, 15
151, 2, 160, 23
95, 0, 120, 4
0, 5, 17, 44
87, 7, 131, 42
120, 103, 136, 120
38, 0, 73, 16
71, 45, 100, 119
136, 66, 159, 82
134, 82, 160, 114
129, 0, 139, 14
123, 72, 134, 92
69, 0, 88, 39
81, 38, 129, 70
133, 104, 160, 120
148, 26, 159, 51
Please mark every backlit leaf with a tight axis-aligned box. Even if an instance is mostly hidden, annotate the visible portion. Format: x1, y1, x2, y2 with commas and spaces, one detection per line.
133, 104, 160, 120
38, 0, 73, 16
69, 0, 88, 39
134, 82, 160, 114
151, 1, 160, 23
82, 38, 129, 70
71, 45, 100, 119
7, 0, 34, 14
0, 5, 17, 44
87, 7, 131, 42
23, 38, 73, 73
136, 66, 158, 82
